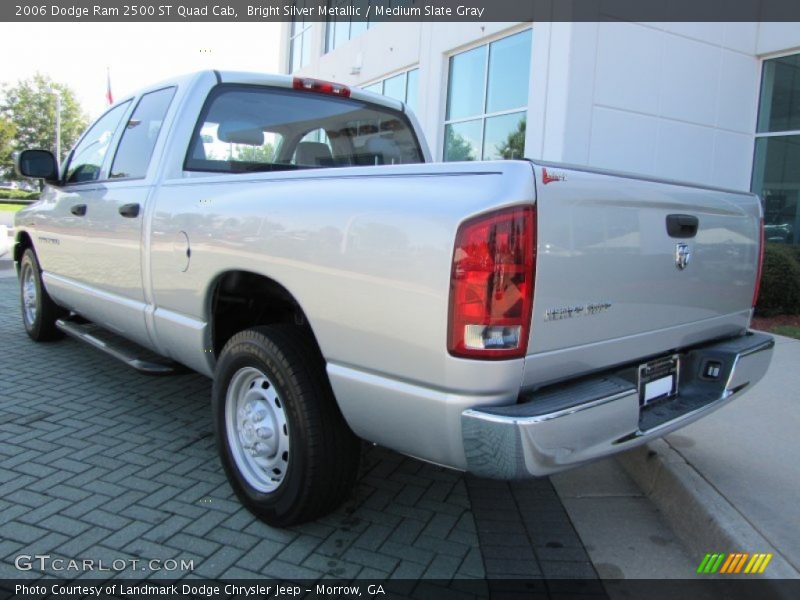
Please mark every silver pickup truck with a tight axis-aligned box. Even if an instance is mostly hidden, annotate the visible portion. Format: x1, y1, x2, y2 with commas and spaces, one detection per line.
13, 70, 773, 526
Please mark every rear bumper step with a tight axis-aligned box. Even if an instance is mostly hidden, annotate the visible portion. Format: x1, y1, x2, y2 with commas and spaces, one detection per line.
56, 318, 182, 375
462, 331, 774, 478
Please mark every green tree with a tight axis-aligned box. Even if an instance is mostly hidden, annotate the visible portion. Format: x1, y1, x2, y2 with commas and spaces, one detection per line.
0, 73, 88, 176
0, 116, 16, 179
444, 127, 477, 162
496, 118, 526, 160
233, 143, 275, 163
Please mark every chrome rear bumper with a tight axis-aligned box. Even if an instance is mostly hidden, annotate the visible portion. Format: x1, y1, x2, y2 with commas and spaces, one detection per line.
462, 332, 774, 478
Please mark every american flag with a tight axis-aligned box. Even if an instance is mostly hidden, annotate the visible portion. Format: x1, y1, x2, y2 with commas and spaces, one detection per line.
106, 67, 113, 105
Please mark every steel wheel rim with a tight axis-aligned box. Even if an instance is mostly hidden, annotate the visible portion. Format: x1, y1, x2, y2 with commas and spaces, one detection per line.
225, 366, 290, 493
21, 263, 37, 326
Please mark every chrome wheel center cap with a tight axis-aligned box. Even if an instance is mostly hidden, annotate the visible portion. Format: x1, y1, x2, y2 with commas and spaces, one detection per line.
240, 396, 278, 457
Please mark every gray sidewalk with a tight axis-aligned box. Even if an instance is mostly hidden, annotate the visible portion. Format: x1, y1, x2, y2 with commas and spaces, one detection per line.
619, 334, 800, 578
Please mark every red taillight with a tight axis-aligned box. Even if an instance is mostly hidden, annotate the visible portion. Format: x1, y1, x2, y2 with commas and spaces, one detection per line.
752, 217, 765, 308
292, 77, 351, 98
448, 205, 536, 359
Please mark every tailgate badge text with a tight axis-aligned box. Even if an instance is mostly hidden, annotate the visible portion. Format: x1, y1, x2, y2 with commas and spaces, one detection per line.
545, 302, 612, 322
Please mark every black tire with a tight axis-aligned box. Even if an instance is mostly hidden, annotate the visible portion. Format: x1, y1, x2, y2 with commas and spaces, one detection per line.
212, 325, 360, 526
19, 248, 66, 342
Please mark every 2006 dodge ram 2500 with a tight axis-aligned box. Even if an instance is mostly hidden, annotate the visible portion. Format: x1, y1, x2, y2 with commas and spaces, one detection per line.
14, 71, 774, 526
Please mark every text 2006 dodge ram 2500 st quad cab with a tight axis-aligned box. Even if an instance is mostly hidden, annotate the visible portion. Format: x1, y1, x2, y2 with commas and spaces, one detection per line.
14, 71, 773, 526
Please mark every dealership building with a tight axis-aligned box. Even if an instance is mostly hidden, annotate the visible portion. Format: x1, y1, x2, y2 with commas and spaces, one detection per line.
280, 18, 800, 245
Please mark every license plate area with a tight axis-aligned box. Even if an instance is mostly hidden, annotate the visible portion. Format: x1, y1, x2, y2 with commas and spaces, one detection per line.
638, 354, 679, 406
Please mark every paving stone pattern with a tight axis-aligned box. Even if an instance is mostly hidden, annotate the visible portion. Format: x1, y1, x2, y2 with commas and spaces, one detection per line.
0, 276, 598, 588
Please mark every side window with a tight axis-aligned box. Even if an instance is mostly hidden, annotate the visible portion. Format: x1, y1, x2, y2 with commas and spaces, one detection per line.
64, 102, 131, 184
110, 87, 176, 180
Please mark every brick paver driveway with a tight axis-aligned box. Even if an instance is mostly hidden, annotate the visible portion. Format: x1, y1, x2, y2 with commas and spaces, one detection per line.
0, 274, 598, 586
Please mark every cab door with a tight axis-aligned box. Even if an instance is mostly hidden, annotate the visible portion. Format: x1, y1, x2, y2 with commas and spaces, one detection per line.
76, 87, 176, 348
38, 101, 132, 314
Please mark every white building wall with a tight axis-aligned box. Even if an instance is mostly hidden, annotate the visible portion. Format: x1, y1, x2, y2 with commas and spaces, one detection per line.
559, 22, 762, 191
284, 20, 800, 192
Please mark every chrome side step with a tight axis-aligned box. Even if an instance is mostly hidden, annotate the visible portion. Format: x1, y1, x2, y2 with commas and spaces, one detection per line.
55, 318, 182, 375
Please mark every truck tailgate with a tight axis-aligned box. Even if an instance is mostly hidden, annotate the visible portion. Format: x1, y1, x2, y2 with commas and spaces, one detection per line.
525, 163, 761, 385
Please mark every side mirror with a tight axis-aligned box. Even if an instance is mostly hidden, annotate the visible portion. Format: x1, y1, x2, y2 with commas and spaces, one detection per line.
15, 149, 59, 183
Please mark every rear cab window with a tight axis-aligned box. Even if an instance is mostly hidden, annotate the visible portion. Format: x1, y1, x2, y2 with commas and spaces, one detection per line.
185, 85, 423, 174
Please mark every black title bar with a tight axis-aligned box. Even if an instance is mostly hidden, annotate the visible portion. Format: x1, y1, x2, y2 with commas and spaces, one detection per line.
4, 0, 800, 22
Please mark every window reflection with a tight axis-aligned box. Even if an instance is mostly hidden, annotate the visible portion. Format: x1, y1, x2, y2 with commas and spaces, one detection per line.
444, 29, 532, 162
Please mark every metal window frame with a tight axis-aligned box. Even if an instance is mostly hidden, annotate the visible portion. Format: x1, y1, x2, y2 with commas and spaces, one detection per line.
324, 0, 376, 54
754, 50, 800, 138
752, 51, 800, 198
442, 29, 532, 161
362, 67, 419, 105
289, 9, 313, 73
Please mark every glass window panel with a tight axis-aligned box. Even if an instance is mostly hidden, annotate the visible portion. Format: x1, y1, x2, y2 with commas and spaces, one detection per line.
486, 29, 532, 114
483, 112, 526, 160
444, 120, 482, 162
290, 35, 303, 72
301, 31, 310, 68
351, 19, 368, 37
351, 0, 369, 36
446, 45, 486, 121
65, 101, 131, 184
186, 87, 423, 172
406, 68, 419, 113
752, 135, 800, 244
758, 53, 800, 133
334, 19, 350, 50
382, 73, 406, 102
325, 22, 333, 52
110, 87, 175, 179
363, 82, 383, 94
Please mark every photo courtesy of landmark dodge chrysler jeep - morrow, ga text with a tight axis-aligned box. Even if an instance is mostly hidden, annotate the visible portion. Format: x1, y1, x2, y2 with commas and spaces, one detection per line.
13, 71, 774, 526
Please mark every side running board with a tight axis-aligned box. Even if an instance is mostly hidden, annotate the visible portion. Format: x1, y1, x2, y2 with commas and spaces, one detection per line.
55, 318, 183, 375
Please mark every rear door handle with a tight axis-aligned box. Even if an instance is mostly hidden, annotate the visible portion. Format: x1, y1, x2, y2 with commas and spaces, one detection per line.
666, 214, 699, 238
70, 204, 86, 216
119, 203, 140, 218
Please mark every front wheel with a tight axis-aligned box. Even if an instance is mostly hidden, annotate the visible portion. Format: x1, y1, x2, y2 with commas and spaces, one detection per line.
19, 248, 65, 341
212, 325, 360, 526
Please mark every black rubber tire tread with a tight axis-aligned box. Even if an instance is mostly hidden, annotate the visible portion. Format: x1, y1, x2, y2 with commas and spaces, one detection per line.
212, 324, 360, 526
19, 248, 66, 342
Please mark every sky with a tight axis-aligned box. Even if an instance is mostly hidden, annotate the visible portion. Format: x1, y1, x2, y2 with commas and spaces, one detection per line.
0, 22, 282, 118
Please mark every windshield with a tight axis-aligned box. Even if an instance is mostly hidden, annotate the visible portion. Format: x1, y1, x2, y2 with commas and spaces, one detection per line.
185, 85, 424, 174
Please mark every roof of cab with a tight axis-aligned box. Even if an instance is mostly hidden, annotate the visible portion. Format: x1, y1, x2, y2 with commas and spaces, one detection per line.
109, 70, 406, 116
216, 70, 406, 112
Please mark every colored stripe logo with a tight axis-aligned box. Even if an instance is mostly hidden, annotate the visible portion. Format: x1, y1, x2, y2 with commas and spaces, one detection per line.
697, 552, 773, 574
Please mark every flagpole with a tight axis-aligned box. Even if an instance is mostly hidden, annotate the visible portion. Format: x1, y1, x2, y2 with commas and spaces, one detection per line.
53, 90, 61, 162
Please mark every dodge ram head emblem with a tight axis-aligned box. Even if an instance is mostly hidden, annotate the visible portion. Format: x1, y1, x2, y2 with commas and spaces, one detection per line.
675, 243, 691, 270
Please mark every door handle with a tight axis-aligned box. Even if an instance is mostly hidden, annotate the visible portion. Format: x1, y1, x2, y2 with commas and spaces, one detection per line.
119, 203, 140, 218
666, 214, 699, 238
70, 204, 87, 216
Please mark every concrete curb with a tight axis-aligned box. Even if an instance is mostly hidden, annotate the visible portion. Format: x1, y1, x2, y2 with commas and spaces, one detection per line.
617, 440, 799, 583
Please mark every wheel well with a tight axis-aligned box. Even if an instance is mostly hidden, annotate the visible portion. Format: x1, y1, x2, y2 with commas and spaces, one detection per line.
14, 231, 33, 264
209, 271, 316, 357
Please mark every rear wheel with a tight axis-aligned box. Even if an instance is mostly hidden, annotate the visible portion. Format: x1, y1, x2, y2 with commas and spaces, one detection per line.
19, 248, 65, 341
212, 325, 360, 526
